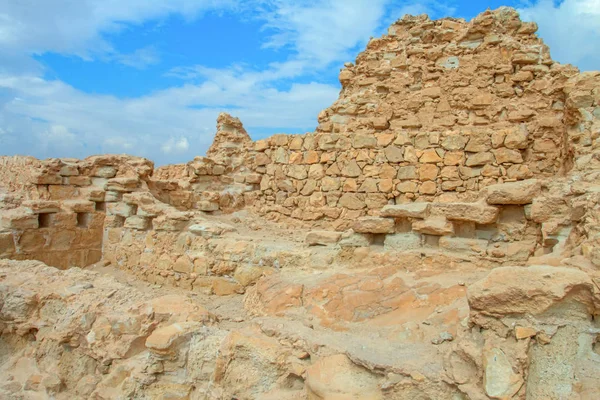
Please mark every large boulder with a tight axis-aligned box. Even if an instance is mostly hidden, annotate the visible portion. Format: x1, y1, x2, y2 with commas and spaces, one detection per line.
485, 179, 540, 205
468, 265, 596, 317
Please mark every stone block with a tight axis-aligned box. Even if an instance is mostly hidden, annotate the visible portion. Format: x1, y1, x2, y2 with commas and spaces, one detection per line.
0, 231, 15, 256
306, 231, 342, 246
383, 233, 422, 251
339, 233, 372, 248
0, 208, 38, 230
486, 179, 540, 205
106, 202, 136, 217
124, 216, 150, 230
412, 216, 454, 236
353, 217, 395, 234
381, 203, 429, 218
430, 202, 499, 224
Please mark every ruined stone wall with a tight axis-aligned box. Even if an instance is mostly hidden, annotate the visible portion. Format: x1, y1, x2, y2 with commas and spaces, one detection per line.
227, 8, 596, 227
0, 155, 154, 268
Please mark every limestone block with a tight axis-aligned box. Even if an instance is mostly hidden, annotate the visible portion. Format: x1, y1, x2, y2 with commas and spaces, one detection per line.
418, 164, 439, 181
338, 194, 365, 210
396, 181, 418, 193
0, 208, 38, 230
419, 148, 443, 163
384, 146, 404, 162
106, 202, 136, 218
430, 202, 499, 224
412, 216, 454, 236
32, 172, 62, 185
124, 216, 150, 230
419, 181, 437, 195
93, 166, 117, 178
22, 200, 61, 214
48, 185, 78, 200
105, 177, 140, 192
466, 152, 495, 167
383, 233, 422, 251
173, 255, 193, 273
339, 233, 372, 248
62, 200, 95, 213
353, 217, 395, 234
504, 128, 529, 149
492, 148, 523, 164
442, 135, 468, 150
286, 165, 308, 180
381, 203, 430, 218
306, 231, 342, 246
0, 231, 16, 256
398, 166, 417, 180
66, 175, 92, 186
59, 164, 79, 176
486, 179, 540, 205
352, 135, 377, 149
341, 160, 362, 177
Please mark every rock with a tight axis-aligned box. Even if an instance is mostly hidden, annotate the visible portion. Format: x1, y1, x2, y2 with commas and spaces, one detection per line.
483, 348, 523, 399
145, 322, 202, 353
515, 326, 537, 340
353, 217, 395, 234
383, 233, 422, 251
430, 202, 499, 224
306, 231, 342, 246
381, 203, 430, 218
486, 179, 540, 205
339, 233, 372, 248
305, 354, 383, 400
412, 216, 454, 236
468, 265, 595, 316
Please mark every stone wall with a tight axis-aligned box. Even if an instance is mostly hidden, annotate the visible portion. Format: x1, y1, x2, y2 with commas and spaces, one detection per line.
236, 8, 593, 226
0, 155, 154, 269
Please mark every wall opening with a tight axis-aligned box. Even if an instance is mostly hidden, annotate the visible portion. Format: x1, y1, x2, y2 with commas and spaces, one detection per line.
38, 213, 54, 228
77, 213, 92, 228
95, 201, 106, 212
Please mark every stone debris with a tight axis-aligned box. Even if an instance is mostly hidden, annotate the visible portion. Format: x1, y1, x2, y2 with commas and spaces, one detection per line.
1, 6, 600, 400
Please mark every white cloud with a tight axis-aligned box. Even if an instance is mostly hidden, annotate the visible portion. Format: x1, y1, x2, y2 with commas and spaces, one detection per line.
161, 137, 190, 154
114, 46, 161, 69
0, 0, 237, 58
518, 0, 600, 71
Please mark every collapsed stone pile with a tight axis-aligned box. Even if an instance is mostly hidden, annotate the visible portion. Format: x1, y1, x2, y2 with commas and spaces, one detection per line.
1, 7, 600, 400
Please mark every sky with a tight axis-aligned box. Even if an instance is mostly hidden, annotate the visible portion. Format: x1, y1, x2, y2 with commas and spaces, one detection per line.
0, 0, 599, 165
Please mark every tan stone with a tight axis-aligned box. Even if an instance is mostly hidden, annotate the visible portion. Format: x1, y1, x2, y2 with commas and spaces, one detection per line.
381, 203, 429, 218
486, 179, 540, 205
419, 148, 443, 163
418, 164, 439, 181
338, 193, 365, 210
306, 231, 342, 246
515, 326, 537, 340
353, 217, 395, 234
341, 160, 362, 177
412, 216, 453, 235
419, 181, 437, 195
398, 166, 417, 180
384, 146, 404, 162
492, 148, 523, 164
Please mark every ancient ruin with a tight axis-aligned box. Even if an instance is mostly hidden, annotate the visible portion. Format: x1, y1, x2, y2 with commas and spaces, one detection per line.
1, 7, 600, 399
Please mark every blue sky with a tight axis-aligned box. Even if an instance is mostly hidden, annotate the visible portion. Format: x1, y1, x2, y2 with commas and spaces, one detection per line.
0, 0, 599, 165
